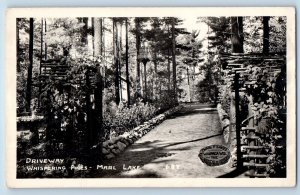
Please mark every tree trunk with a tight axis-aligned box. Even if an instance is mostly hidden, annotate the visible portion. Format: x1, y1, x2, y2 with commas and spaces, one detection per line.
143, 61, 147, 101
135, 19, 141, 98
167, 25, 171, 93
167, 48, 171, 93
153, 44, 158, 101
191, 48, 195, 102
84, 17, 105, 159
263, 16, 270, 54
125, 19, 130, 107
25, 18, 34, 113
114, 19, 120, 105
16, 19, 20, 72
85, 71, 93, 148
171, 18, 177, 103
38, 18, 44, 108
230, 17, 244, 53
79, 17, 89, 44
187, 68, 191, 102
40, 18, 43, 61
102, 18, 106, 83
91, 18, 95, 57
94, 18, 102, 57
119, 22, 123, 101
44, 19, 47, 60
93, 17, 103, 133
100, 19, 103, 56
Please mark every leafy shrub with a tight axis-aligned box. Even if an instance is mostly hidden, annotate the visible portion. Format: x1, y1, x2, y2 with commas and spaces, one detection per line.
103, 98, 157, 139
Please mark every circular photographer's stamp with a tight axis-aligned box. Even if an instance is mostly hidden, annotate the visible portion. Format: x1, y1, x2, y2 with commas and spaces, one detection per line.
198, 145, 230, 166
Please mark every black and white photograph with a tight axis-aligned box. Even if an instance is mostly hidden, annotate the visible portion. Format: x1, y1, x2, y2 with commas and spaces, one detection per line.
6, 7, 296, 187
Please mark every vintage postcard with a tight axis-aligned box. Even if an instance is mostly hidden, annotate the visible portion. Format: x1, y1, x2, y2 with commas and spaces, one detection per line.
6, 7, 296, 187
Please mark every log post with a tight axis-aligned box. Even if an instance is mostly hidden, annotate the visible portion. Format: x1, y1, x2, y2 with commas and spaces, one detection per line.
234, 72, 242, 169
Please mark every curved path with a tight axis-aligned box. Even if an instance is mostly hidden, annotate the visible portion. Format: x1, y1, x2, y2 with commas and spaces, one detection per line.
90, 103, 234, 178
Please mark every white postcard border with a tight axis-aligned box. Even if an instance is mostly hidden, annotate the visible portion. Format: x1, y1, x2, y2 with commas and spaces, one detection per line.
6, 7, 296, 188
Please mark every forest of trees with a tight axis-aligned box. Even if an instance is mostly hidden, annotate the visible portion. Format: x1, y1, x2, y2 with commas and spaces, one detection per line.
17, 16, 287, 111
16, 16, 287, 165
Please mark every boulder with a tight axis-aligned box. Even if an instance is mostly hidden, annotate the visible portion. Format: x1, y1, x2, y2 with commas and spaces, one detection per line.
102, 141, 109, 148
105, 153, 115, 159
222, 119, 230, 127
221, 113, 229, 120
102, 148, 110, 155
133, 132, 139, 137
108, 144, 116, 149
117, 141, 127, 151
110, 137, 119, 144
133, 127, 141, 131
111, 149, 121, 155
128, 139, 134, 144
223, 126, 230, 143
122, 139, 130, 146
121, 132, 130, 139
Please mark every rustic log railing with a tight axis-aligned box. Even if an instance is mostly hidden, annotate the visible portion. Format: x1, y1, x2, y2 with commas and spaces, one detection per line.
219, 53, 286, 178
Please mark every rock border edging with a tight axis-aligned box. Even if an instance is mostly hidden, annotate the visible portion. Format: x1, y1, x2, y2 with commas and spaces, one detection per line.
101, 105, 184, 160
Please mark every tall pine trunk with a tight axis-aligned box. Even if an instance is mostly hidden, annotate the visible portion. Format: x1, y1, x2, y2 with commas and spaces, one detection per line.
167, 25, 171, 93
119, 22, 123, 101
94, 18, 103, 56
44, 19, 47, 60
167, 48, 171, 93
153, 44, 158, 101
16, 19, 20, 72
263, 16, 270, 54
40, 18, 43, 61
113, 19, 120, 105
82, 18, 88, 44
91, 18, 95, 57
171, 18, 177, 104
125, 19, 130, 107
38, 18, 44, 108
135, 18, 141, 98
25, 18, 34, 112
230, 17, 244, 53
93, 17, 103, 131
143, 60, 147, 101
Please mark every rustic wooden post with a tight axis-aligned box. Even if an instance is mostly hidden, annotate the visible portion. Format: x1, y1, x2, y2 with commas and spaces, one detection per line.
234, 72, 242, 169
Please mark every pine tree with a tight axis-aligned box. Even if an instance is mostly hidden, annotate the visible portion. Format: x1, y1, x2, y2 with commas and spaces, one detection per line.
176, 30, 204, 101
200, 17, 231, 53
